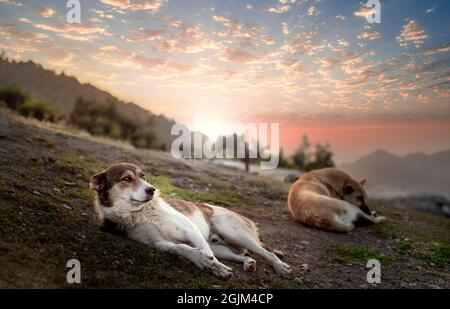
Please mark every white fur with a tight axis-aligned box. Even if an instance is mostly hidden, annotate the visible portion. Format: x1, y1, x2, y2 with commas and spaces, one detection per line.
95, 183, 292, 278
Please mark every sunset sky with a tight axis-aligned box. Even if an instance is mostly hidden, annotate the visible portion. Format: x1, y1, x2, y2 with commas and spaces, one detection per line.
0, 0, 449, 162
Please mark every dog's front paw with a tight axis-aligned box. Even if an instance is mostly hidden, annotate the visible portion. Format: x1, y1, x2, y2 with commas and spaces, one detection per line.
243, 258, 256, 272
375, 216, 386, 223
273, 261, 292, 276
211, 261, 233, 279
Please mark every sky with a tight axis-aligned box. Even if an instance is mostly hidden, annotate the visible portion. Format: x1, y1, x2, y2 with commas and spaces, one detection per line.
0, 0, 449, 163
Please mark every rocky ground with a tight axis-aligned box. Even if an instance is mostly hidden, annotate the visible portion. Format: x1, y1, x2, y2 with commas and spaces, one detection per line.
0, 109, 448, 288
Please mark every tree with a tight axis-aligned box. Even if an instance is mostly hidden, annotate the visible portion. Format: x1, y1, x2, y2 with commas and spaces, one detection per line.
308, 142, 335, 170
0, 85, 29, 109
278, 148, 293, 168
290, 135, 335, 171
291, 134, 311, 171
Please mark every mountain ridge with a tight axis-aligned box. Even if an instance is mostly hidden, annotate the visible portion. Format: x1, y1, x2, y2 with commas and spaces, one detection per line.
0, 56, 177, 147
340, 149, 450, 198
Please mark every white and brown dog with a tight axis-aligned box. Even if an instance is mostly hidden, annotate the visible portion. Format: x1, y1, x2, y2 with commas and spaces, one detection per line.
89, 163, 291, 278
288, 168, 386, 232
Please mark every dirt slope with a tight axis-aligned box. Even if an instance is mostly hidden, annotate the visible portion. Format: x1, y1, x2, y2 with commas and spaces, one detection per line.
0, 110, 448, 288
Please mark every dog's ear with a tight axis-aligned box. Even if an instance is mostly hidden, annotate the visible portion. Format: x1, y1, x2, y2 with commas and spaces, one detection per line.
343, 184, 355, 195
90, 172, 106, 192
360, 179, 367, 186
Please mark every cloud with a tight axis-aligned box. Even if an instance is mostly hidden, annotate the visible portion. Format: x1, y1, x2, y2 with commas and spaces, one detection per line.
154, 26, 217, 53
99, 0, 166, 13
354, 6, 373, 19
130, 27, 165, 41
335, 15, 346, 21
397, 20, 428, 47
35, 23, 105, 35
245, 4, 253, 11
357, 31, 381, 40
0, 23, 47, 42
47, 51, 75, 68
0, 0, 22, 7
100, 45, 119, 51
224, 49, 259, 63
281, 22, 289, 35
36, 7, 55, 18
425, 8, 435, 14
267, 0, 296, 14
212, 15, 264, 40
307, 6, 320, 16
418, 43, 450, 56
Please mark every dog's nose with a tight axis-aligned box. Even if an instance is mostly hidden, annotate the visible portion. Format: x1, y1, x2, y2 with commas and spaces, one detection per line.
146, 187, 155, 196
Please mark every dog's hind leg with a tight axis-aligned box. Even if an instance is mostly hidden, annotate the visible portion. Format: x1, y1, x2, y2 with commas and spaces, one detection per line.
155, 240, 232, 278
209, 209, 292, 276
210, 244, 256, 272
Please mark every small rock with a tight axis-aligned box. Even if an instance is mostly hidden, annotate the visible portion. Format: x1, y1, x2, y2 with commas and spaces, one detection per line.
294, 244, 304, 251
53, 188, 62, 193
0, 116, 9, 138
64, 181, 76, 186
212, 285, 221, 289
62, 204, 72, 210
301, 263, 309, 272
81, 212, 87, 216
293, 277, 303, 284
32, 190, 42, 196
301, 241, 309, 245
359, 284, 368, 289
26, 138, 33, 143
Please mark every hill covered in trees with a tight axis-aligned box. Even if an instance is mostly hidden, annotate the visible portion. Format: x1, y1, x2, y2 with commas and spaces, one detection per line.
0, 55, 177, 149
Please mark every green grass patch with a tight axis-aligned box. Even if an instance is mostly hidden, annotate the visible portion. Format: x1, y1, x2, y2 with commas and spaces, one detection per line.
393, 238, 449, 268
147, 175, 255, 207
416, 242, 450, 268
327, 244, 391, 265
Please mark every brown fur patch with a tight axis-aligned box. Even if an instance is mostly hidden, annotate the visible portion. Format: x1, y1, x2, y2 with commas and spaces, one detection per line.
168, 199, 197, 216
90, 163, 143, 207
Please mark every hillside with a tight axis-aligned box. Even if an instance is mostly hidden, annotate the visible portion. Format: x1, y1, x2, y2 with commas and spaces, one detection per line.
341, 150, 450, 199
0, 57, 177, 147
0, 109, 448, 288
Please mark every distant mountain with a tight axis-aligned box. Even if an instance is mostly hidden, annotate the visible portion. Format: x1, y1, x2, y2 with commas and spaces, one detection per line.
340, 149, 450, 199
0, 57, 177, 148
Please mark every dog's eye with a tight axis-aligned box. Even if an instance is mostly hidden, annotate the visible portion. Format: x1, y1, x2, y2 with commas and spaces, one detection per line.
122, 176, 132, 182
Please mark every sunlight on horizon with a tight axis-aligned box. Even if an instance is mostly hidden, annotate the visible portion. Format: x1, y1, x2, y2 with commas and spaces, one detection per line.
1, 0, 449, 161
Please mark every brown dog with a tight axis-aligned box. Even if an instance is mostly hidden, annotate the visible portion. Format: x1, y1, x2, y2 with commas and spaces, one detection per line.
288, 168, 385, 232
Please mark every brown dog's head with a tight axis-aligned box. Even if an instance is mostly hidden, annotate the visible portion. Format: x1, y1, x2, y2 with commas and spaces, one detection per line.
89, 163, 157, 209
342, 178, 371, 215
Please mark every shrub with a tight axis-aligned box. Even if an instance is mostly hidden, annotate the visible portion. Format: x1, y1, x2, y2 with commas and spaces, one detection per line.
0, 85, 58, 122
0, 85, 29, 109
130, 127, 157, 149
70, 97, 159, 149
17, 100, 58, 122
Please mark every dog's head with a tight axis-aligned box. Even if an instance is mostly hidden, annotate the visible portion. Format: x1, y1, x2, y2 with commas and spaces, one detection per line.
89, 163, 158, 211
342, 178, 371, 215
